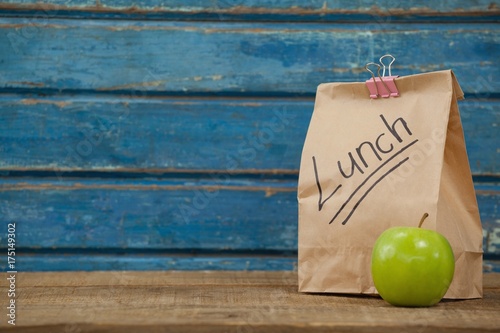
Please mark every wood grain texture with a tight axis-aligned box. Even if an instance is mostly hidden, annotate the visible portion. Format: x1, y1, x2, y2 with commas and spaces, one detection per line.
0, 179, 498, 261
0, 96, 306, 172
5, 254, 500, 273
0, 96, 497, 174
6, 253, 298, 271
2, 271, 499, 332
0, 178, 298, 251
0, 1, 498, 272
0, 0, 498, 21
0, 19, 498, 96
2, 0, 497, 12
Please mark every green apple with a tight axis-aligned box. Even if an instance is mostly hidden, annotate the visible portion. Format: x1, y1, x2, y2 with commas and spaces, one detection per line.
371, 213, 455, 307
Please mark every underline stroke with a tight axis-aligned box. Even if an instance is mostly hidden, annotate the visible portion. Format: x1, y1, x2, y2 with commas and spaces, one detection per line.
328, 139, 419, 225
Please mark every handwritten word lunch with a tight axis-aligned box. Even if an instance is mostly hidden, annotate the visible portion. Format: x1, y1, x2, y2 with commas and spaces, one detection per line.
312, 114, 418, 225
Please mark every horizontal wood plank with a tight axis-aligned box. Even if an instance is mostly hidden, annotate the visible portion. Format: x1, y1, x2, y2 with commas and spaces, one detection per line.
1, 253, 297, 271
3, 254, 500, 273
0, 178, 298, 251
0, 179, 498, 255
3, 271, 500, 332
0, 96, 497, 174
0, 19, 498, 95
0, 96, 306, 172
0, 0, 498, 21
477, 183, 500, 256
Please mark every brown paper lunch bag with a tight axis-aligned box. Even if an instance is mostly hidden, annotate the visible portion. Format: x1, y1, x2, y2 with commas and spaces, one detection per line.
297, 70, 483, 299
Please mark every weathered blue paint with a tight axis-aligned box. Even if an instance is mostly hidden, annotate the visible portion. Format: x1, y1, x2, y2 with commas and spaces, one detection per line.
3, 254, 500, 273
0, 96, 307, 171
2, 0, 497, 12
0, 178, 498, 255
0, 0, 498, 22
0, 178, 298, 251
0, 1, 498, 271
0, 97, 497, 174
477, 183, 500, 256
0, 19, 498, 96
484, 260, 500, 273
0, 253, 298, 271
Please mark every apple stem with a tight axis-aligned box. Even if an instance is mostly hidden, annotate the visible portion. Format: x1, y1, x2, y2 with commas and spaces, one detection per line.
418, 213, 429, 228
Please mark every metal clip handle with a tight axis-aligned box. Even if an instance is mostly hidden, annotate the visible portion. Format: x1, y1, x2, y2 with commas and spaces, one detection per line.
365, 54, 400, 99
379, 54, 396, 77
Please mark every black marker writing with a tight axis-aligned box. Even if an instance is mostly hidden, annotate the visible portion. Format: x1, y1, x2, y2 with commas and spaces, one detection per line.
328, 139, 418, 224
313, 156, 342, 211
312, 114, 416, 225
339, 157, 410, 225
337, 114, 412, 178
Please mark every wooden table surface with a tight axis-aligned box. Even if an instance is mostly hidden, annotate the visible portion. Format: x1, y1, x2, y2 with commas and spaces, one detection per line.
3, 271, 500, 333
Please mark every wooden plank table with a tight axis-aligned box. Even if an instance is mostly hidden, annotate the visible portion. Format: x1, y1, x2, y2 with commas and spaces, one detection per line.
3, 271, 500, 332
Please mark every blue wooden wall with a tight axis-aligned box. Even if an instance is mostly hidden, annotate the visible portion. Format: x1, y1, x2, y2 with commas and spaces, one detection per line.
0, 1, 499, 271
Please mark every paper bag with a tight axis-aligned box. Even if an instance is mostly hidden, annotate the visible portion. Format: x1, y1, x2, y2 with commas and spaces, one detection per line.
297, 70, 483, 299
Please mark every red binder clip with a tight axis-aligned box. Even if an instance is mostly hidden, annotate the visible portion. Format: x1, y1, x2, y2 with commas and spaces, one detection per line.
365, 54, 399, 99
